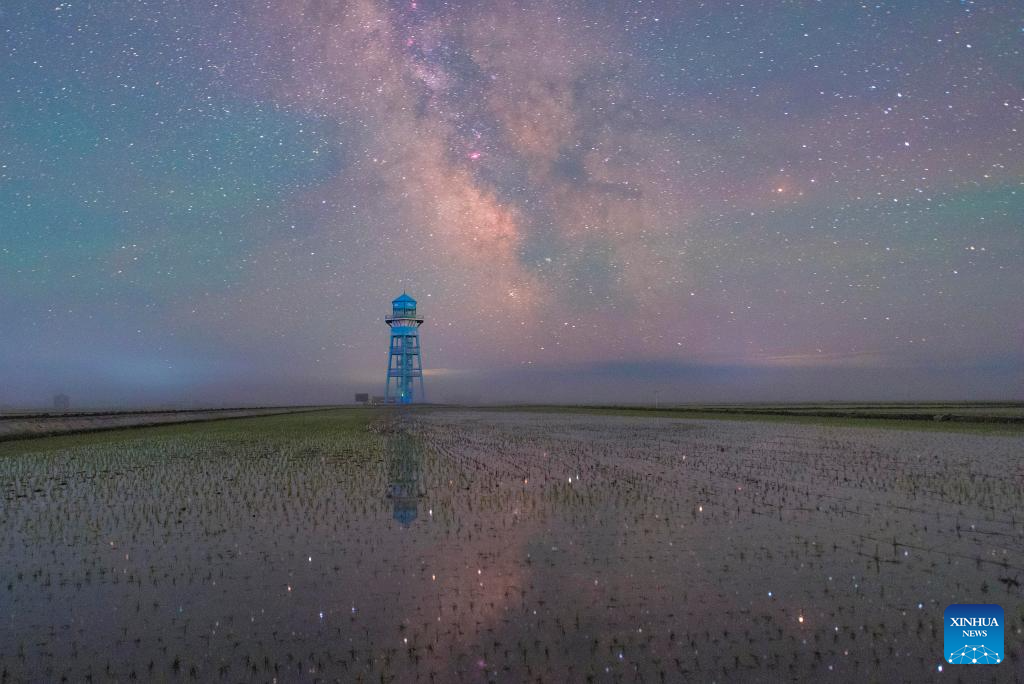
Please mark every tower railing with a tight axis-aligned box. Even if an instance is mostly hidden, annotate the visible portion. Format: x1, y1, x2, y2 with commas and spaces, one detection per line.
385, 311, 422, 323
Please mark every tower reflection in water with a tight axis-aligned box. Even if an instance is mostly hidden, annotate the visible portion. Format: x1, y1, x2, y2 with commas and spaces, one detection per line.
385, 427, 424, 527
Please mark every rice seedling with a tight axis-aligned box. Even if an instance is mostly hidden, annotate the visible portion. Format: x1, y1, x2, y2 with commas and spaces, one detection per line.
1, 408, 1020, 680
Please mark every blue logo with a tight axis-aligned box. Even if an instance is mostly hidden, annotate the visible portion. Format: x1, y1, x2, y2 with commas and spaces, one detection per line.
944, 604, 1003, 664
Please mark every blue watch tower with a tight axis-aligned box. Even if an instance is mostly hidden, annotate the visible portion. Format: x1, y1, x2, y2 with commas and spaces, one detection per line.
385, 293, 425, 404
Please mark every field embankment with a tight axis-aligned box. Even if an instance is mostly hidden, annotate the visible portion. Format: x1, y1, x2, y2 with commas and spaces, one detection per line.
0, 405, 344, 441
492, 402, 1024, 434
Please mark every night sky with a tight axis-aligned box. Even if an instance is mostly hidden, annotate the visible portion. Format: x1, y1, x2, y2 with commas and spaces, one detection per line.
1, 0, 1021, 407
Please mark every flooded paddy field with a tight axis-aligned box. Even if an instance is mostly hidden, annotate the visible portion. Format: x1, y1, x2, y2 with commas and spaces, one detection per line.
1, 408, 1022, 682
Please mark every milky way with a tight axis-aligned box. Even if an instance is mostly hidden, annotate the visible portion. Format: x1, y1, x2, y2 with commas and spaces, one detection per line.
1, 0, 1021, 405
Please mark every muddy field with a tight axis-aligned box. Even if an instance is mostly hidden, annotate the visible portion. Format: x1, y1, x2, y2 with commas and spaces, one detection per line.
1, 409, 1021, 682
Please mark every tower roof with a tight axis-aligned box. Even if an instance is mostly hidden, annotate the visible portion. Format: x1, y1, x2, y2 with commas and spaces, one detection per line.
393, 293, 416, 305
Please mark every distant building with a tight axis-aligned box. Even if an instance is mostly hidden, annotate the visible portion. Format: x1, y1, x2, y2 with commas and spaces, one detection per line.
355, 393, 369, 404
53, 393, 70, 411
371, 395, 386, 405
